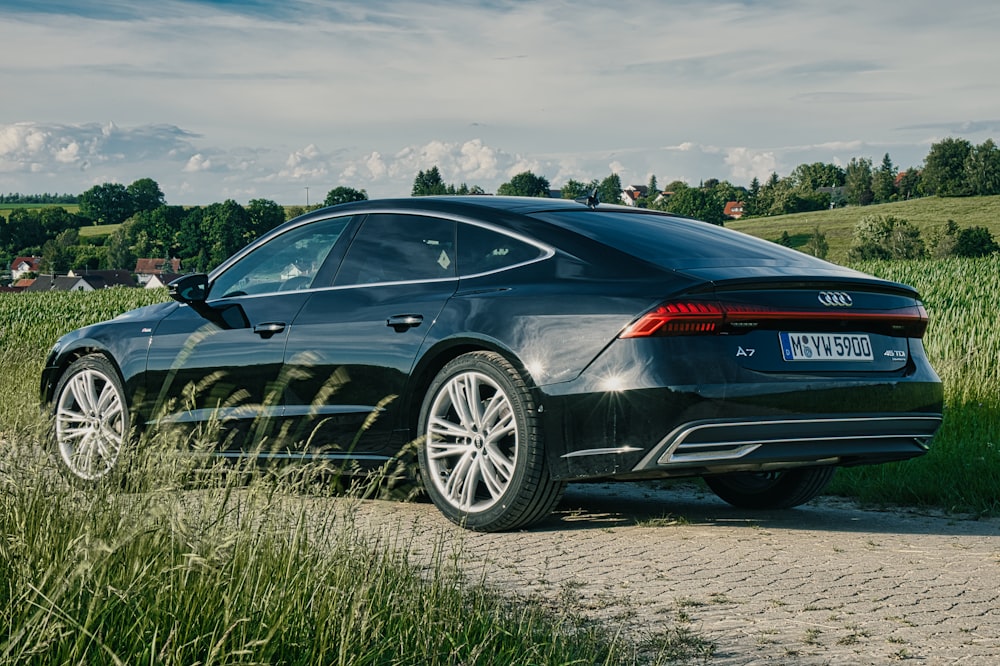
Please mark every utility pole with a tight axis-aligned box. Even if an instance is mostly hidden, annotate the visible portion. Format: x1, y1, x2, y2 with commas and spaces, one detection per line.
305, 187, 309, 207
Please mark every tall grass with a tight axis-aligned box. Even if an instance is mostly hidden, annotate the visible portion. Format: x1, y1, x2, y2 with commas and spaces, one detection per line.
1, 289, 713, 664
1, 444, 714, 664
828, 256, 1000, 514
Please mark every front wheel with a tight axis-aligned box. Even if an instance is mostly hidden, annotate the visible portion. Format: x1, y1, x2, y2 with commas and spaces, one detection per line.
418, 352, 565, 531
51, 355, 130, 482
704, 467, 836, 509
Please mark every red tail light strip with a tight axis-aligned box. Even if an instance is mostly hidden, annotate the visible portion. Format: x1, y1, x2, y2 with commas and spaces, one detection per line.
621, 300, 928, 338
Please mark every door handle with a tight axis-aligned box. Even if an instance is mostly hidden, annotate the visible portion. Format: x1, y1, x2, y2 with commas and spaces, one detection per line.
386, 314, 423, 332
253, 322, 286, 339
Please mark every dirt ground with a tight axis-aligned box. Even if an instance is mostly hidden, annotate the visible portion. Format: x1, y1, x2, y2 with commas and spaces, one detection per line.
341, 481, 1000, 665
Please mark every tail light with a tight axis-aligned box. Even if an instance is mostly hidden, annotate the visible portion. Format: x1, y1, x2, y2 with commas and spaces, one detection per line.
621, 299, 928, 339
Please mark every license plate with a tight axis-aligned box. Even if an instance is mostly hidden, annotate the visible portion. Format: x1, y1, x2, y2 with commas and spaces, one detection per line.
779, 332, 873, 361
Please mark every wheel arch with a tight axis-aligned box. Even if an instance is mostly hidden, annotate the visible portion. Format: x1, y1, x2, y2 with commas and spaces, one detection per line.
403, 336, 536, 440
42, 342, 124, 406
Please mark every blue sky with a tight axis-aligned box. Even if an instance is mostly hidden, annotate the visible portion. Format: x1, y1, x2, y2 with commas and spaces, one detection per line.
2, 0, 999, 204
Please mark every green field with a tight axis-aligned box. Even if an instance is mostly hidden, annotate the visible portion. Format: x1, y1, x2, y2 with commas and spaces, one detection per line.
729, 194, 1000, 263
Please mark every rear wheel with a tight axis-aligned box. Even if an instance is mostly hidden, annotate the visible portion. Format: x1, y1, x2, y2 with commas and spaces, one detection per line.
704, 467, 835, 509
418, 352, 565, 531
52, 355, 129, 482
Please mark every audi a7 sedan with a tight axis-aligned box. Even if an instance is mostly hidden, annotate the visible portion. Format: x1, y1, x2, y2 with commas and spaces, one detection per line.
42, 196, 943, 531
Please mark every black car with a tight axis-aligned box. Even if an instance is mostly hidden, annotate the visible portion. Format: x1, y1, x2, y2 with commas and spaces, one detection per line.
42, 196, 943, 531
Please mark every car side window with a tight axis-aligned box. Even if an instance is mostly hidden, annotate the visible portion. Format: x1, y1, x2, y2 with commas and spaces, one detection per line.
458, 223, 543, 275
209, 216, 351, 299
333, 214, 456, 286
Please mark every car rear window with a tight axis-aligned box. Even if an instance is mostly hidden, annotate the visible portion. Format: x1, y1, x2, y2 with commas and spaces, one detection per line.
535, 210, 818, 268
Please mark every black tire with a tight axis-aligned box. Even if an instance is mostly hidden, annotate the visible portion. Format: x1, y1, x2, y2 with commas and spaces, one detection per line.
51, 354, 130, 482
704, 467, 836, 510
417, 351, 565, 531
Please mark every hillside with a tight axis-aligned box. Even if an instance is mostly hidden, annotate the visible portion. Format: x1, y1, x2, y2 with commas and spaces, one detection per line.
728, 194, 1000, 264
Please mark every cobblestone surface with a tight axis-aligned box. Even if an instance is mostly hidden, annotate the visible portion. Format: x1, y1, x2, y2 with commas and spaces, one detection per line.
341, 482, 1000, 665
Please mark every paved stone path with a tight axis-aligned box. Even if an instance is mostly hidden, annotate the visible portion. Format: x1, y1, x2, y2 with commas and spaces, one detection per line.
341, 481, 1000, 665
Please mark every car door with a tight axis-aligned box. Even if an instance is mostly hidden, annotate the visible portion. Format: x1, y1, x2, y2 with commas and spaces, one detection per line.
143, 216, 353, 452
279, 213, 458, 463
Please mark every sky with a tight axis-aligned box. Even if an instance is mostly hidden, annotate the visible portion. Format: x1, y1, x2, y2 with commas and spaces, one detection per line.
2, 0, 999, 205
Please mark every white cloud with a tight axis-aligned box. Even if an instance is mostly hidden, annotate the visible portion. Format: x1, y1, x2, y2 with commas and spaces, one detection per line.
184, 153, 212, 172
725, 147, 778, 183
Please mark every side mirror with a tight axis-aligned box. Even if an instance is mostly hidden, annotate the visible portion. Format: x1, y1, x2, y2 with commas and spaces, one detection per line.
168, 273, 209, 304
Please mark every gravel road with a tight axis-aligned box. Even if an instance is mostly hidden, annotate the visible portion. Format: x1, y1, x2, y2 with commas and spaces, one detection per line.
341, 481, 1000, 665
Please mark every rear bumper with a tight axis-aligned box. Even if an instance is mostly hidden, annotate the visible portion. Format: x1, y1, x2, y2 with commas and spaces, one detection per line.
629, 413, 940, 474
538, 378, 943, 481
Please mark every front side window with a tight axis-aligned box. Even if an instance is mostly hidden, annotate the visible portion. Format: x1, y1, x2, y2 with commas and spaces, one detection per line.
334, 214, 456, 286
210, 216, 351, 299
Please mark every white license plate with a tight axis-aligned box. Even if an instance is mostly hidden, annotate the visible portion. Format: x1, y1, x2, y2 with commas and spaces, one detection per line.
779, 332, 873, 361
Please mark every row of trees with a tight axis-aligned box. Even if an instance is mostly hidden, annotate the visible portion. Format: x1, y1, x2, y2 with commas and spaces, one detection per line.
3, 137, 999, 276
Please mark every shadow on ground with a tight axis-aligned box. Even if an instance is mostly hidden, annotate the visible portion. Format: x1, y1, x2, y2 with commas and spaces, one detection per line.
537, 480, 1000, 538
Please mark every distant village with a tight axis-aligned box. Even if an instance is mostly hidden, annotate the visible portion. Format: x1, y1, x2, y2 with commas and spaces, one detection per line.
2, 257, 182, 293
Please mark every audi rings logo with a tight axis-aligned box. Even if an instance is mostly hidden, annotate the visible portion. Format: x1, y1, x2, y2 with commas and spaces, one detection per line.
818, 291, 853, 307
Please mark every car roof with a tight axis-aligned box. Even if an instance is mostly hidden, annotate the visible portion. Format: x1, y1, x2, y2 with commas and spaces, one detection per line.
308, 195, 644, 217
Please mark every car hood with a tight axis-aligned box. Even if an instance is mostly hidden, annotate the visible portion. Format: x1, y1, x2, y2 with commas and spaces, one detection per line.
112, 300, 179, 322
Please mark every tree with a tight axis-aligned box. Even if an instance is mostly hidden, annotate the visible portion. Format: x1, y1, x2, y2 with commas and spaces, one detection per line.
560, 179, 590, 199
105, 226, 137, 270
246, 198, 286, 239
79, 183, 134, 225
202, 200, 251, 269
848, 214, 925, 260
126, 206, 185, 257
745, 177, 761, 216
175, 207, 206, 265
845, 157, 874, 206
663, 186, 725, 225
127, 178, 166, 213
39, 229, 79, 273
38, 207, 81, 237
412, 167, 448, 196
1, 209, 48, 253
964, 139, 1000, 196
497, 171, 550, 197
923, 137, 973, 196
897, 169, 922, 200
323, 187, 368, 207
596, 173, 622, 205
872, 153, 897, 203
955, 226, 1000, 257
791, 162, 846, 190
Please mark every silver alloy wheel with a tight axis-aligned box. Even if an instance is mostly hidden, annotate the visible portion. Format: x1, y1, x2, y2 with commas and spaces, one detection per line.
55, 365, 126, 480
425, 370, 518, 513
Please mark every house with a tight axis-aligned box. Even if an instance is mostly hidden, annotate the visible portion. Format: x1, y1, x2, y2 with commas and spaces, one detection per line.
10, 256, 41, 280
723, 201, 746, 219
135, 258, 182, 285
25, 270, 137, 292
620, 185, 650, 206
67, 269, 137, 289
24, 275, 91, 292
144, 273, 183, 289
